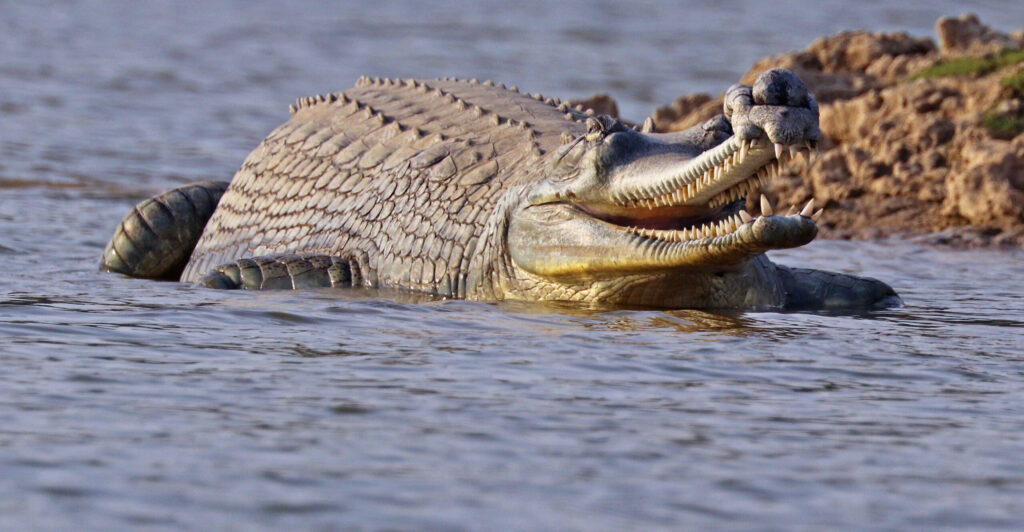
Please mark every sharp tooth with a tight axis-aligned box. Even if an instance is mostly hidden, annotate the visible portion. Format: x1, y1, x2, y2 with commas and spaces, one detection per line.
800, 198, 815, 217
739, 210, 754, 224
789, 146, 798, 160
739, 140, 748, 160
787, 206, 796, 215
812, 208, 824, 220
774, 143, 784, 161
760, 194, 774, 216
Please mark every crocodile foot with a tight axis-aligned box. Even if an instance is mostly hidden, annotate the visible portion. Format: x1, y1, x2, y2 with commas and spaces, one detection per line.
198, 254, 366, 290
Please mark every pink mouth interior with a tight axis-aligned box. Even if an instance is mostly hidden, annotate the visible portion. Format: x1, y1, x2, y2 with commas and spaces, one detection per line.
577, 202, 733, 231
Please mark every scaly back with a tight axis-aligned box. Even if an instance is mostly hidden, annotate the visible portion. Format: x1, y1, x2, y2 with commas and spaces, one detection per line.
180, 77, 594, 296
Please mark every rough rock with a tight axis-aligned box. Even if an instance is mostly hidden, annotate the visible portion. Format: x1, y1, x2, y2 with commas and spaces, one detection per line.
656, 14, 1024, 248
567, 93, 620, 119
651, 93, 716, 131
936, 13, 1022, 56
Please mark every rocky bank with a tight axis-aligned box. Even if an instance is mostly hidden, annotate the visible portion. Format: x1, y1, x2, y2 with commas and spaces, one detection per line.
591, 14, 1024, 248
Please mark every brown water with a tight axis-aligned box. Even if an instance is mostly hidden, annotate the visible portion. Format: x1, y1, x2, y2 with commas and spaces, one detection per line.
3, 1, 1024, 530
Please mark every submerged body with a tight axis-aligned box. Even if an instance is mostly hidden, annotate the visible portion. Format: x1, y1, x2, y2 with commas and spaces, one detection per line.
100, 71, 900, 310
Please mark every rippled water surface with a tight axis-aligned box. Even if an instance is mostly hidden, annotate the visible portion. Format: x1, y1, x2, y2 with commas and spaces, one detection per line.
3, 1, 1024, 529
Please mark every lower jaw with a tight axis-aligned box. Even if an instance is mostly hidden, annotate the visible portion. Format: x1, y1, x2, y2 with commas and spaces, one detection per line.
508, 202, 817, 280
508, 255, 785, 309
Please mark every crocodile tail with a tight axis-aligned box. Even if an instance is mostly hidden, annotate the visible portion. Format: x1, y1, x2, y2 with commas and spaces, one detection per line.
99, 181, 229, 281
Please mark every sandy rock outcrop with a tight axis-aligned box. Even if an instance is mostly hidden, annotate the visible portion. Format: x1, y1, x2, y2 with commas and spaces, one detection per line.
567, 94, 621, 119
657, 14, 1024, 248
937, 13, 1021, 56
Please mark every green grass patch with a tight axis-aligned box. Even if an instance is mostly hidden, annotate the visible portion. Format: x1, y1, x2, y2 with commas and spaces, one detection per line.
1001, 70, 1024, 97
982, 110, 1024, 139
909, 48, 1024, 81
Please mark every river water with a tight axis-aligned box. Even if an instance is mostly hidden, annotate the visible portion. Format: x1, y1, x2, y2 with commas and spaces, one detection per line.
3, 1, 1024, 530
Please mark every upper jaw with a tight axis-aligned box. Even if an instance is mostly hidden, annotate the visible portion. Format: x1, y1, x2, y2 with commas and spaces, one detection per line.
598, 134, 815, 212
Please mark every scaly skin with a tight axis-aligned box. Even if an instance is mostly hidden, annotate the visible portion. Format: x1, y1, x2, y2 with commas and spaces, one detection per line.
100, 71, 901, 310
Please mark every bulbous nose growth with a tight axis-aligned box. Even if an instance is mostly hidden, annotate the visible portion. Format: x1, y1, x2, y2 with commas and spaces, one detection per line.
724, 68, 820, 146
753, 68, 810, 108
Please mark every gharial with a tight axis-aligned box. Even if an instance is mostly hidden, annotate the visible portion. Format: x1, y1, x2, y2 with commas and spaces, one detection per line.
99, 69, 901, 310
